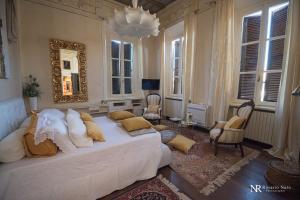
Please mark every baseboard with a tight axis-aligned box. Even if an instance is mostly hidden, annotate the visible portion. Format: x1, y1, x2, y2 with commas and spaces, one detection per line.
243, 138, 272, 149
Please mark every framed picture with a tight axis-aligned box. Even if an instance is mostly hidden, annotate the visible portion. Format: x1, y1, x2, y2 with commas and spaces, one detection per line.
63, 60, 71, 70
0, 19, 6, 79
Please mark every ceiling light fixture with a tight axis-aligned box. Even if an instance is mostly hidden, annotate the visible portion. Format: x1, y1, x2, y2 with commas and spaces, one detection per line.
109, 0, 160, 38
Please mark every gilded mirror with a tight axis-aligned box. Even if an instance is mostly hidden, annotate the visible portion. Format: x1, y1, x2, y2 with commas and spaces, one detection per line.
49, 39, 88, 103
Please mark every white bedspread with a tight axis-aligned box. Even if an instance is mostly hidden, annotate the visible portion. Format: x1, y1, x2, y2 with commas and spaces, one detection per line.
0, 116, 162, 200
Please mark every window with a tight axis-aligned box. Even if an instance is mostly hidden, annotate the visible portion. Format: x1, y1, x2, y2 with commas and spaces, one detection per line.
0, 19, 5, 79
237, 2, 289, 106
111, 40, 133, 95
171, 38, 183, 95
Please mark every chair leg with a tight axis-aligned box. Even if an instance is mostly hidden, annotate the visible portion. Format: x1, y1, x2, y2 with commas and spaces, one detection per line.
214, 142, 218, 156
158, 119, 161, 124
209, 138, 213, 144
239, 143, 244, 157
235, 144, 238, 148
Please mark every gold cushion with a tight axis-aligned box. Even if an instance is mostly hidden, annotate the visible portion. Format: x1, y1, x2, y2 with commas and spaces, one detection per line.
121, 117, 152, 132
153, 124, 169, 131
148, 105, 159, 114
225, 115, 245, 129
23, 113, 57, 157
168, 134, 196, 154
108, 111, 135, 120
85, 121, 105, 142
80, 112, 93, 121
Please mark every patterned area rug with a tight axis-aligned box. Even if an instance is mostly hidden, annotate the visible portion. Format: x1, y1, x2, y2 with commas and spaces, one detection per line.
115, 175, 191, 200
163, 120, 260, 196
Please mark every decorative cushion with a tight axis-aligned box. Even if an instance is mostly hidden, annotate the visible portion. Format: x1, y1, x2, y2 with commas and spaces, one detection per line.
160, 130, 176, 143
210, 128, 222, 139
108, 111, 136, 120
0, 128, 27, 162
67, 108, 80, 118
168, 134, 196, 154
84, 121, 105, 142
23, 113, 58, 157
120, 117, 152, 132
66, 113, 93, 147
127, 128, 157, 136
224, 115, 245, 129
39, 109, 65, 119
80, 112, 93, 121
143, 113, 160, 120
148, 105, 159, 114
153, 124, 169, 131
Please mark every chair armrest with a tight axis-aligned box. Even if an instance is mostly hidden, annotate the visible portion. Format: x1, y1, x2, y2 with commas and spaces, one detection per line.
210, 121, 227, 130
143, 107, 148, 115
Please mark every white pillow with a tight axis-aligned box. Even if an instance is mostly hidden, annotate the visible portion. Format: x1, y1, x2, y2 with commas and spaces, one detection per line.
51, 119, 77, 153
66, 113, 93, 147
0, 128, 27, 163
67, 109, 80, 118
40, 108, 65, 119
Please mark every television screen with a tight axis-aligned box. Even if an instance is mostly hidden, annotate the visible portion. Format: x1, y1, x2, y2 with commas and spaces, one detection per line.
142, 79, 160, 90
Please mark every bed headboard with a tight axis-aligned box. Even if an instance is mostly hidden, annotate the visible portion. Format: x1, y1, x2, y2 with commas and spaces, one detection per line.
0, 97, 27, 140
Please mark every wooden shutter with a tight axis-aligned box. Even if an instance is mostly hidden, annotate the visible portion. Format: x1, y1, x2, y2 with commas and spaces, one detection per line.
238, 13, 261, 100
263, 4, 288, 102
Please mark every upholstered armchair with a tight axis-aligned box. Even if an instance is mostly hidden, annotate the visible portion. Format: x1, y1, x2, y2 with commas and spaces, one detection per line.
143, 93, 162, 124
209, 100, 255, 157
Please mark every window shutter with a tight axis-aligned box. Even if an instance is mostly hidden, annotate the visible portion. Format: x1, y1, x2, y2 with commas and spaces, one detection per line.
263, 4, 288, 102
238, 13, 261, 100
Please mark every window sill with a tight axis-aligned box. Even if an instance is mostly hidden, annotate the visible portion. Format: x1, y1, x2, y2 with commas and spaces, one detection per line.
230, 102, 275, 113
165, 96, 183, 101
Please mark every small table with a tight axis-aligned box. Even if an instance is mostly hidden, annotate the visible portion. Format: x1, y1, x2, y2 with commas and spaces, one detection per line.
169, 117, 182, 132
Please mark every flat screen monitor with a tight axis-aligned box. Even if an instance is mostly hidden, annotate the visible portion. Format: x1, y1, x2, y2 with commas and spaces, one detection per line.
142, 79, 160, 90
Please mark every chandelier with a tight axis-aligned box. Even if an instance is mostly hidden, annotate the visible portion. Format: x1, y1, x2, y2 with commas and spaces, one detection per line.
109, 0, 160, 38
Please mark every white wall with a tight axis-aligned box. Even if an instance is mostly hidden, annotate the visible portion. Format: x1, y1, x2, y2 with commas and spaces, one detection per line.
19, 0, 105, 109
0, 0, 22, 101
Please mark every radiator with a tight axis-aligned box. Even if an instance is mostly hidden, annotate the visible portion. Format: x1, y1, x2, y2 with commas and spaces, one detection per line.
233, 108, 275, 145
164, 98, 182, 118
187, 103, 211, 128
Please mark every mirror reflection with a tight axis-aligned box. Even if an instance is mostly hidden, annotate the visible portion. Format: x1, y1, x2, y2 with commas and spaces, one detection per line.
59, 49, 80, 96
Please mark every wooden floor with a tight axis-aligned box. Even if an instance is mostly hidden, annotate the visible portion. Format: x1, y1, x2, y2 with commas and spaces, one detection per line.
100, 130, 298, 200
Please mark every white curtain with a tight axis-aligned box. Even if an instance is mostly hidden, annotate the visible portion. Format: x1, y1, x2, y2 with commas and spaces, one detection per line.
208, 0, 234, 124
182, 12, 197, 118
268, 0, 300, 161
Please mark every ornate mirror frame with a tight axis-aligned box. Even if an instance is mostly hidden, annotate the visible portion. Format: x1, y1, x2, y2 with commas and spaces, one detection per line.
49, 39, 88, 103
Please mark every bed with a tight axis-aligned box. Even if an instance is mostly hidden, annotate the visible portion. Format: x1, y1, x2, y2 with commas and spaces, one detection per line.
0, 98, 172, 200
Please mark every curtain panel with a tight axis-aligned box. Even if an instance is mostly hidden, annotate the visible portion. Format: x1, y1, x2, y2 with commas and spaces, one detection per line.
269, 0, 300, 161
208, 0, 234, 124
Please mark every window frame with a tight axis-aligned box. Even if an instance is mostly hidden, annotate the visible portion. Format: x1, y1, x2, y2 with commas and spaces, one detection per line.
109, 39, 134, 97
170, 37, 184, 98
233, 0, 290, 109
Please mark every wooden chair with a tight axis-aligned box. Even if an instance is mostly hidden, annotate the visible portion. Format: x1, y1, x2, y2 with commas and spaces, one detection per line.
143, 93, 162, 124
209, 100, 255, 157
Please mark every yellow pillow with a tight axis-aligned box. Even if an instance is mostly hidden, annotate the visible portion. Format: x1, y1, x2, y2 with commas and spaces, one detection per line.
168, 134, 196, 154
148, 105, 159, 114
108, 111, 136, 120
153, 124, 169, 131
120, 117, 152, 132
85, 121, 105, 142
23, 113, 57, 157
80, 112, 93, 121
225, 115, 245, 129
